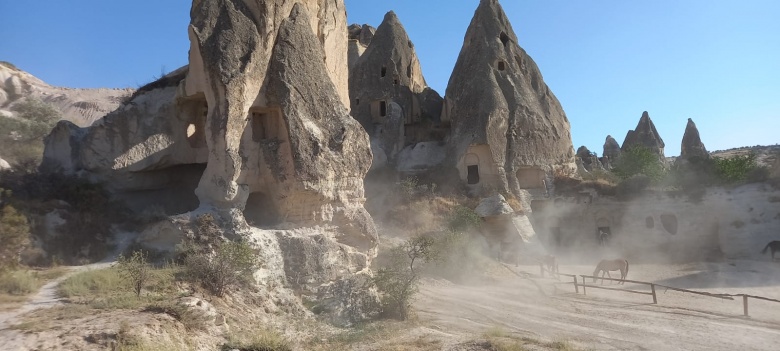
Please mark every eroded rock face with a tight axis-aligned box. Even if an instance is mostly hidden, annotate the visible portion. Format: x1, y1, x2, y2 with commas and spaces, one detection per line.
622, 111, 665, 157
43, 1, 377, 253
0, 64, 132, 127
348, 11, 444, 166
679, 118, 709, 160
442, 0, 576, 197
601, 135, 621, 169
576, 146, 604, 172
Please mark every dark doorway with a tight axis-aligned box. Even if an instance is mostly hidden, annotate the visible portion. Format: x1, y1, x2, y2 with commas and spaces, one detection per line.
381, 66, 387, 77
379, 101, 387, 117
467, 165, 480, 184
500, 31, 509, 47
244, 192, 279, 227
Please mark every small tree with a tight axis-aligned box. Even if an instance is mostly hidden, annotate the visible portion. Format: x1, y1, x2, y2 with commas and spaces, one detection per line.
373, 235, 436, 320
0, 190, 31, 271
185, 240, 259, 297
117, 250, 151, 297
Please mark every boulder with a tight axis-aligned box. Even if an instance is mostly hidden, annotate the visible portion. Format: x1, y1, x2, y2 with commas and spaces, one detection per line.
0, 156, 10, 170
475, 194, 514, 217
442, 0, 576, 198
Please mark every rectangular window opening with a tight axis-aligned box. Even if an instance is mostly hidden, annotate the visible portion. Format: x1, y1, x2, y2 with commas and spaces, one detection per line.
467, 165, 480, 185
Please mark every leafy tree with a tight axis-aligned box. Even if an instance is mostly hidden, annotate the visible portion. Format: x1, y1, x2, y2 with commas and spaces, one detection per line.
612, 145, 666, 181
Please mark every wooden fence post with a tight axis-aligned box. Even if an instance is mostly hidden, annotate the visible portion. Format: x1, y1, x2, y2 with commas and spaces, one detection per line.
651, 284, 657, 304
573, 275, 579, 294
581, 276, 587, 295
743, 295, 749, 317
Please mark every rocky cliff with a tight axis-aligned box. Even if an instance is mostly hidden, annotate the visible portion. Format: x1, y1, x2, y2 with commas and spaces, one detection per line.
442, 0, 576, 197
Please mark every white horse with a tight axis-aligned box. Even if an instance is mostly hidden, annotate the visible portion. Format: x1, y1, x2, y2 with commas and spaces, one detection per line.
592, 259, 629, 285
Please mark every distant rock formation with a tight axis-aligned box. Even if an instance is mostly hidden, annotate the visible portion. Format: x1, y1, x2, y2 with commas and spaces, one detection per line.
442, 0, 576, 197
622, 111, 665, 157
347, 24, 375, 68
348, 11, 444, 166
576, 146, 605, 172
0, 63, 132, 127
679, 118, 709, 160
601, 135, 621, 169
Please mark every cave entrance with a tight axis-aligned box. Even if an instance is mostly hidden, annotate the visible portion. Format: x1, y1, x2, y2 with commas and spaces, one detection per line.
244, 192, 280, 227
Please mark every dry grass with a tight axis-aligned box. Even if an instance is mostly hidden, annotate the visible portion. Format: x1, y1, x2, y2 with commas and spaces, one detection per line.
483, 328, 578, 351
222, 328, 292, 351
58, 266, 179, 309
0, 267, 69, 310
11, 304, 93, 332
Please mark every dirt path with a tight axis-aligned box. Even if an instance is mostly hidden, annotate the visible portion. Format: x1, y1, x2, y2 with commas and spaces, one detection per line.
414, 262, 780, 351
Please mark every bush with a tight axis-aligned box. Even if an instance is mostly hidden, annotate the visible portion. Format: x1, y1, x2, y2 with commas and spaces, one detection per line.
447, 206, 481, 233
0, 170, 125, 264
117, 251, 152, 297
0, 196, 31, 271
713, 154, 764, 184
183, 240, 259, 297
143, 302, 211, 331
616, 174, 651, 199
373, 235, 436, 320
612, 145, 666, 181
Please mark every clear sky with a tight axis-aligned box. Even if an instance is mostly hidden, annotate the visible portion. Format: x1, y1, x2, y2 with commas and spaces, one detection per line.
1, 1, 778, 156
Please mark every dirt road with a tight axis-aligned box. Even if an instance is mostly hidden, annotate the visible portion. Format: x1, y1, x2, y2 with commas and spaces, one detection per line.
415, 261, 780, 350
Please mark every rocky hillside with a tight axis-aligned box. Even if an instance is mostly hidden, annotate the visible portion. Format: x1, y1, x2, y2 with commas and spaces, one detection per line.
0, 61, 132, 127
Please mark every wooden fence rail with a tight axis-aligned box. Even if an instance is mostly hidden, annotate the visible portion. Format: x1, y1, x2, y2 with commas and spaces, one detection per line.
537, 271, 780, 317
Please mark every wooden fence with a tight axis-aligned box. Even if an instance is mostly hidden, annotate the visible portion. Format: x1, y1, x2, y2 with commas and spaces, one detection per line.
544, 271, 780, 317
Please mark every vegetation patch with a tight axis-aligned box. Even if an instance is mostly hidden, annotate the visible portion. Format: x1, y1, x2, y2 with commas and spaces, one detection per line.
58, 265, 179, 309
222, 328, 292, 351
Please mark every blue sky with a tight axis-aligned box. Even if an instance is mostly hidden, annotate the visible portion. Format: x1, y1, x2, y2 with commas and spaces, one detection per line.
1, 1, 778, 156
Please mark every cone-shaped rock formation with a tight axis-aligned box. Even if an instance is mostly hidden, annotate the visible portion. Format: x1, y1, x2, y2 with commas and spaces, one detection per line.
679, 118, 709, 160
349, 11, 443, 164
622, 111, 665, 157
442, 0, 576, 196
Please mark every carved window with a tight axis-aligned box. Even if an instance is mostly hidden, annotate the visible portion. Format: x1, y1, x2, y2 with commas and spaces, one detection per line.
379, 101, 387, 117
500, 31, 509, 47
381, 66, 387, 77
497, 60, 506, 71
406, 64, 412, 78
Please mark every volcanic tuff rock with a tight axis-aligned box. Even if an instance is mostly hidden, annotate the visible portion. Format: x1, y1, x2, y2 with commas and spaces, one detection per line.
576, 146, 604, 172
442, 0, 576, 197
0, 63, 132, 127
348, 11, 444, 166
679, 118, 709, 160
622, 111, 665, 157
45, 0, 379, 325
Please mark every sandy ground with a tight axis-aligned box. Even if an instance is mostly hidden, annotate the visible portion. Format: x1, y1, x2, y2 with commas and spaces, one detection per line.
414, 260, 780, 351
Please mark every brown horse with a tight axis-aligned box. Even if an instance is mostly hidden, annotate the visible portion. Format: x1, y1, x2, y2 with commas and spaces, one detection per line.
593, 259, 629, 285
540, 255, 559, 278
761, 241, 780, 261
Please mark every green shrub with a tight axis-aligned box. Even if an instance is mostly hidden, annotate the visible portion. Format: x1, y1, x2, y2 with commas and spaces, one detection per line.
612, 145, 666, 181
183, 240, 259, 297
616, 174, 651, 199
447, 205, 481, 233
713, 153, 767, 184
0, 198, 31, 271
